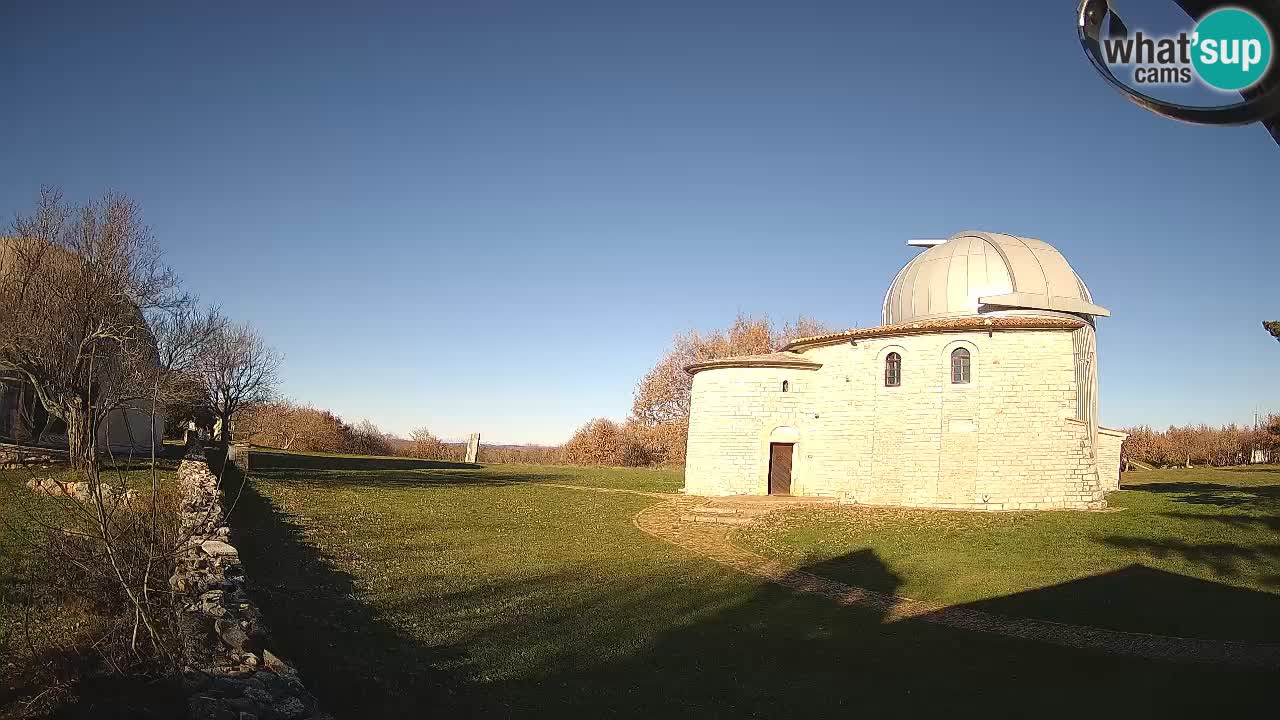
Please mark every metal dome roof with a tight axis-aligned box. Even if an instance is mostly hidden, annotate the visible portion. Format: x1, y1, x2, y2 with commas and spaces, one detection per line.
881, 231, 1109, 325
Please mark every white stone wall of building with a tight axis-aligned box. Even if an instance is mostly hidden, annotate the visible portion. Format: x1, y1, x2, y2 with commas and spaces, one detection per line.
684, 368, 819, 496
1097, 427, 1127, 491
684, 328, 1107, 510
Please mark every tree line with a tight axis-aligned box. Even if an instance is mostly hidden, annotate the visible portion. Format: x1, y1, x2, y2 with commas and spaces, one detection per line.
1121, 322, 1278, 469
227, 313, 830, 467
233, 400, 565, 464
1121, 418, 1279, 468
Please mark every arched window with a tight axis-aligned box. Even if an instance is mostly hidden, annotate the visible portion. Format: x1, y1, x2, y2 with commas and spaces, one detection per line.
950, 347, 971, 384
781, 380, 789, 392
884, 352, 901, 387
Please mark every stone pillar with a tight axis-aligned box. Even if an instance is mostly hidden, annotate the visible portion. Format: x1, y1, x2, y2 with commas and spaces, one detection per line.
465, 433, 480, 464
230, 442, 251, 471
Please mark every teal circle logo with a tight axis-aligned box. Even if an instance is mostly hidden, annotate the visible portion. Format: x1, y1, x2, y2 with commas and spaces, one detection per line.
1191, 8, 1273, 91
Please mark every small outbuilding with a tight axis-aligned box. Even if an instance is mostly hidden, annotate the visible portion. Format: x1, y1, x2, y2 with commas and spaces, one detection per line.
683, 231, 1126, 510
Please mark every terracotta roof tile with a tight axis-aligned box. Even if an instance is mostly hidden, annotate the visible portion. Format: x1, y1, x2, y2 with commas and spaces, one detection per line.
684, 351, 821, 376
783, 316, 1085, 352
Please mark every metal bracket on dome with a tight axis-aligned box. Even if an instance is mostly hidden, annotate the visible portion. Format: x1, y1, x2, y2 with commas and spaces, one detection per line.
906, 238, 948, 248
978, 292, 1111, 318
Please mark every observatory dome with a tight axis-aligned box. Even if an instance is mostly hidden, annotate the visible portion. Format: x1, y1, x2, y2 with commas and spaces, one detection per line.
881, 231, 1109, 326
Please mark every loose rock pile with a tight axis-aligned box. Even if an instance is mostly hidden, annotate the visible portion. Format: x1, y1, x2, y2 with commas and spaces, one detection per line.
25, 476, 136, 504
171, 445, 328, 720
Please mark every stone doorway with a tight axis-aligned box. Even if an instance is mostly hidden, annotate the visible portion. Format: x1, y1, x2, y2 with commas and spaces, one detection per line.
768, 443, 793, 495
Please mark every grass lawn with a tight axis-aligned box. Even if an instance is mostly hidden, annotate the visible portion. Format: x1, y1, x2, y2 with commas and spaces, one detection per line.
230, 455, 1279, 718
249, 448, 684, 493
735, 465, 1280, 643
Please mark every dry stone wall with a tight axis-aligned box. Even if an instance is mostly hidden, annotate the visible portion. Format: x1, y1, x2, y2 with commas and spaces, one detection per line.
0, 443, 66, 468
171, 445, 329, 720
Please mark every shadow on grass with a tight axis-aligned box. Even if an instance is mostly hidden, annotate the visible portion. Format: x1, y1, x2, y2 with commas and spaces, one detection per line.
485, 559, 1279, 716
1119, 482, 1280, 509
249, 449, 478, 472
787, 548, 905, 594
240, 450, 576, 492
1099, 537, 1280, 583
247, 467, 568, 491
225, 463, 473, 718
955, 562, 1280, 642
1159, 512, 1280, 531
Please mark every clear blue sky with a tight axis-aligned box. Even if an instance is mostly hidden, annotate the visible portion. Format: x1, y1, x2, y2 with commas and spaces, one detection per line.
3, 1, 1277, 444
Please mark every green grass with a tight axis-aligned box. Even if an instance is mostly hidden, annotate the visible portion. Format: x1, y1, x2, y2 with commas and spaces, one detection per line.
230, 455, 1279, 717
735, 465, 1280, 642
249, 448, 684, 493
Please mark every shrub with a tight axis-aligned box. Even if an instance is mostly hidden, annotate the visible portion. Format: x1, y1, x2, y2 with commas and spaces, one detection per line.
1122, 417, 1278, 468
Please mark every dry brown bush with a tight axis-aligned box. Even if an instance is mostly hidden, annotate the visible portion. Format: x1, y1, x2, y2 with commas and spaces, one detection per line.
563, 418, 648, 467
346, 418, 393, 457
627, 313, 832, 467
626, 417, 688, 467
479, 444, 565, 465
404, 426, 447, 459
394, 427, 464, 462
236, 400, 352, 453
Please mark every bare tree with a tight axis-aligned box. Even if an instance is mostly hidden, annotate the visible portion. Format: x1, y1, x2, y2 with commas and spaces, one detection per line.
0, 189, 222, 686
631, 313, 831, 427
0, 187, 183, 472
201, 323, 281, 443
406, 426, 448, 460
151, 303, 226, 437
628, 314, 832, 463
347, 418, 392, 456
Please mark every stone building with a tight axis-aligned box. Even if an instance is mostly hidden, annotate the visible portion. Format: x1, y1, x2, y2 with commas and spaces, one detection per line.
0, 373, 163, 452
683, 231, 1126, 510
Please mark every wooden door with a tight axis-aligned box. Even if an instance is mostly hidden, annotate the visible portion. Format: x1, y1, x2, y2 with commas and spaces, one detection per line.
768, 443, 793, 495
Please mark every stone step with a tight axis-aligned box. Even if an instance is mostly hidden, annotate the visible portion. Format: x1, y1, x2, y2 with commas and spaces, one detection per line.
679, 514, 754, 526
699, 505, 774, 517
688, 506, 742, 515
718, 494, 837, 505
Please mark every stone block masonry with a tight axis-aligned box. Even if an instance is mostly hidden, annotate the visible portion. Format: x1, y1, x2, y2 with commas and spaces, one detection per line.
171, 443, 330, 720
685, 327, 1110, 510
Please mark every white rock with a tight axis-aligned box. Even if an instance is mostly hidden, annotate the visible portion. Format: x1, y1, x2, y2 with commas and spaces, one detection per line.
201, 540, 239, 557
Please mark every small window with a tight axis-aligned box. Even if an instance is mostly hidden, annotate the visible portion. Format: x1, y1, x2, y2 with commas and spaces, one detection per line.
884, 352, 901, 387
951, 348, 971, 384
781, 380, 789, 392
